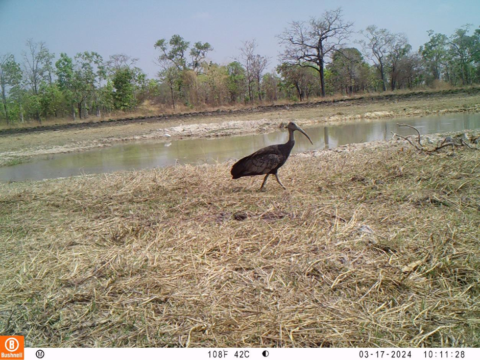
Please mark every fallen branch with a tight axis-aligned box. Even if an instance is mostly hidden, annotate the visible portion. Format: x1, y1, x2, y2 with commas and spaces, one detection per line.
461, 139, 480, 150
394, 124, 477, 153
398, 123, 422, 146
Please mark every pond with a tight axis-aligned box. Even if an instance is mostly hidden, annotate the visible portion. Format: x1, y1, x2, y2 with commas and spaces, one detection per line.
1, 113, 479, 182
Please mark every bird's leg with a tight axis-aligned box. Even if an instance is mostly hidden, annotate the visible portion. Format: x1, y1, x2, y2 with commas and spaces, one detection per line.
259, 174, 269, 191
274, 174, 286, 190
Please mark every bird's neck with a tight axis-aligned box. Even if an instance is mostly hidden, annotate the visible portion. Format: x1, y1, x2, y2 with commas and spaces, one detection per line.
287, 129, 295, 144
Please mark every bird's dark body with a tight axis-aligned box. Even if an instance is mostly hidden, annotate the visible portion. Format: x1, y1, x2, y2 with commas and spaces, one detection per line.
231, 141, 294, 179
230, 122, 313, 190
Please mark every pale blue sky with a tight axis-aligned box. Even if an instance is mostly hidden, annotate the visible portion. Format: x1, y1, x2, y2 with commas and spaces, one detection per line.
1, 0, 479, 77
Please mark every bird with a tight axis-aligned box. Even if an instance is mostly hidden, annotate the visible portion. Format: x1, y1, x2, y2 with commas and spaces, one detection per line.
231, 122, 313, 191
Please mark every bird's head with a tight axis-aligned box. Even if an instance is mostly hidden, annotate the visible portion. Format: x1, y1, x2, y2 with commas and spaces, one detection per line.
287, 122, 313, 145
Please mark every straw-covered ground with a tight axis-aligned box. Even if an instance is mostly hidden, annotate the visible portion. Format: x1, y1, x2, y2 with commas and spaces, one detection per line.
0, 134, 479, 348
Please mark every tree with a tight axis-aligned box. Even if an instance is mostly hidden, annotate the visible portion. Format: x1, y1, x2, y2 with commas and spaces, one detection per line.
190, 42, 213, 73
277, 63, 319, 100
238, 40, 268, 102
395, 53, 424, 89
22, 39, 55, 122
359, 26, 395, 91
55, 53, 78, 119
155, 35, 213, 106
328, 48, 369, 94
158, 61, 181, 110
199, 63, 228, 106
105, 54, 139, 74
262, 72, 280, 102
112, 68, 137, 110
278, 8, 353, 97
386, 34, 411, 90
0, 54, 22, 124
106, 54, 145, 112
420, 31, 449, 85
22, 39, 54, 95
39, 83, 63, 118
448, 25, 480, 85
155, 35, 190, 71
226, 61, 246, 103
73, 52, 105, 119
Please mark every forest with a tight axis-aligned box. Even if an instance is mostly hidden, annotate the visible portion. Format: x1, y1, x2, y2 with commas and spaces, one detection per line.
1, 8, 479, 125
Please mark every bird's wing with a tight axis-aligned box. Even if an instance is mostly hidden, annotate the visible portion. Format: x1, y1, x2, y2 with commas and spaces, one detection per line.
231, 146, 284, 178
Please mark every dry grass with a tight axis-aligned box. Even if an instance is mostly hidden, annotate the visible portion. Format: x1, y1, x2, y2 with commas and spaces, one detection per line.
0, 138, 479, 348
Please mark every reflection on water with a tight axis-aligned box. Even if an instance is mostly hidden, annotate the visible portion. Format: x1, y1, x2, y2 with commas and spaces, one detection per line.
1, 113, 479, 182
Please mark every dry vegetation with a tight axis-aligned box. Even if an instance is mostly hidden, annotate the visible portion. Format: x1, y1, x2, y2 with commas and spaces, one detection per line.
1, 135, 479, 348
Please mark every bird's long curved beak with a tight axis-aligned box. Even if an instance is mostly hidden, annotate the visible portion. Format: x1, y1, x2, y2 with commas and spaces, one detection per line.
296, 126, 313, 145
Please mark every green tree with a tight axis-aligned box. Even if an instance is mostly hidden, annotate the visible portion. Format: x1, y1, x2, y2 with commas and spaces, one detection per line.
328, 48, 369, 94
155, 35, 213, 106
55, 53, 78, 119
73, 51, 105, 119
448, 26, 480, 85
112, 68, 137, 110
0, 54, 22, 124
155, 35, 190, 71
420, 31, 449, 85
106, 54, 145, 111
226, 61, 246, 103
39, 83, 64, 118
190, 42, 213, 73
277, 63, 319, 100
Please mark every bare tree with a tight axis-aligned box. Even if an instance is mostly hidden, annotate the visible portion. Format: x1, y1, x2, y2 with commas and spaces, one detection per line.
387, 34, 411, 90
238, 40, 268, 102
278, 8, 353, 97
106, 54, 139, 73
395, 53, 423, 89
157, 59, 180, 110
359, 26, 394, 91
22, 39, 54, 95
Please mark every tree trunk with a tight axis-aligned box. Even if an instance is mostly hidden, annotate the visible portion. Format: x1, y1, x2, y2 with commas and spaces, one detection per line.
170, 85, 175, 110
1, 86, 8, 124
380, 63, 387, 92
294, 83, 303, 101
257, 76, 262, 102
319, 62, 326, 97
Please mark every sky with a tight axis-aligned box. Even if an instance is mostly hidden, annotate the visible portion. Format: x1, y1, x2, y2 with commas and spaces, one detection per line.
1, 0, 479, 78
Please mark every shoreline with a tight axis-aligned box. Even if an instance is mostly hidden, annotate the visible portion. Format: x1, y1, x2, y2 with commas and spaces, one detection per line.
1, 90, 480, 168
